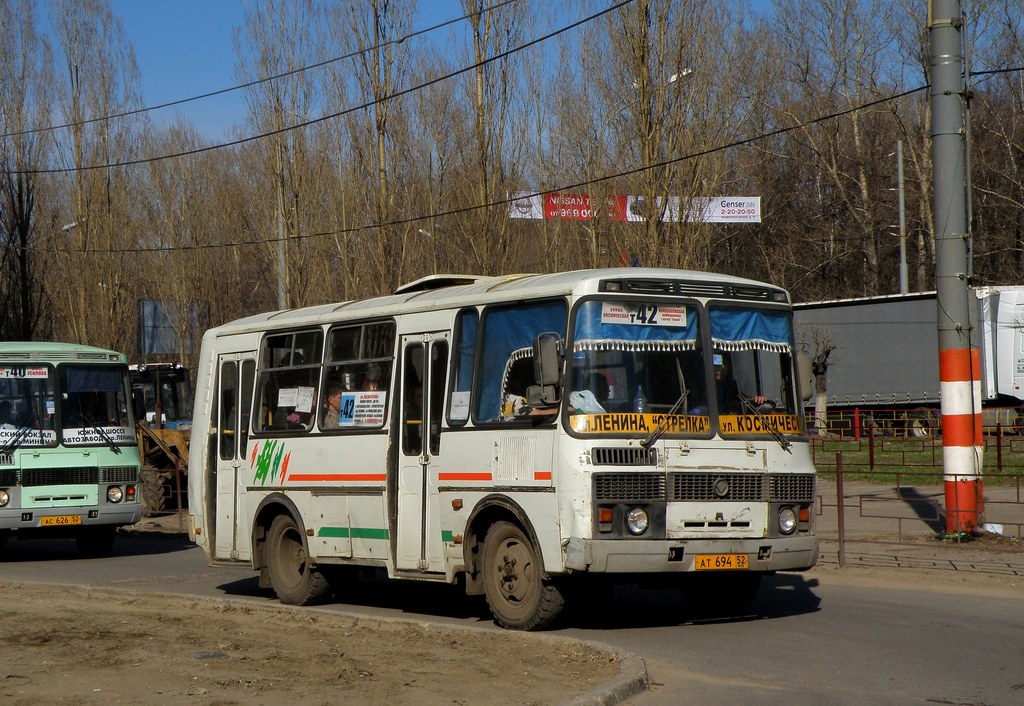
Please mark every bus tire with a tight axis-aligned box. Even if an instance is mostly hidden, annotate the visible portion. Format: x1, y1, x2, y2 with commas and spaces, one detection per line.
681, 571, 762, 617
76, 526, 117, 558
482, 521, 564, 630
267, 513, 330, 606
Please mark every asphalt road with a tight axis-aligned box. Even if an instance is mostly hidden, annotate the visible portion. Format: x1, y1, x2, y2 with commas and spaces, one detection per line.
2, 532, 1022, 705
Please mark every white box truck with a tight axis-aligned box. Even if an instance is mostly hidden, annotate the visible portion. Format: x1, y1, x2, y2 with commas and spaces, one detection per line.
793, 287, 1024, 436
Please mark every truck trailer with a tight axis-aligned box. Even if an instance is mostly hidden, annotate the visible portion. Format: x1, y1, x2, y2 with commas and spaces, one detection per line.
793, 287, 1024, 436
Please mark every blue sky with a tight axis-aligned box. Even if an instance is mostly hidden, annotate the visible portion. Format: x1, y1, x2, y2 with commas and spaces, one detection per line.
110, 0, 471, 138
109, 1, 772, 139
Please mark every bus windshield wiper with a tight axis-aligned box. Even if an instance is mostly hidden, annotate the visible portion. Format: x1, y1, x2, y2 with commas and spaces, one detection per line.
0, 425, 33, 455
641, 360, 689, 449
83, 415, 122, 454
739, 396, 792, 453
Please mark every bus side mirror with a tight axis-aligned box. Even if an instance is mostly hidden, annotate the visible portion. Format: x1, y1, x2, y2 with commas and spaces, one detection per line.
533, 332, 562, 386
797, 351, 814, 402
529, 332, 562, 405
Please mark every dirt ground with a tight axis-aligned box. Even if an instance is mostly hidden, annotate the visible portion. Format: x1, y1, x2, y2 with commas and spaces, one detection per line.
0, 582, 621, 706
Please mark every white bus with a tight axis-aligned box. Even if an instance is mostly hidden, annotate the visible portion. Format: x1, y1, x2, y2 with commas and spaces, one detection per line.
188, 268, 817, 629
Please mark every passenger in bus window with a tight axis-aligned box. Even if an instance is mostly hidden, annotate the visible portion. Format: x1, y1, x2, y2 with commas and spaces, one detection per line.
362, 363, 383, 391
322, 383, 343, 429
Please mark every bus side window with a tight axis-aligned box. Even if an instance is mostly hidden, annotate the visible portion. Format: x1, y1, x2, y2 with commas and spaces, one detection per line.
474, 300, 567, 423
448, 309, 478, 427
255, 330, 323, 433
322, 320, 395, 430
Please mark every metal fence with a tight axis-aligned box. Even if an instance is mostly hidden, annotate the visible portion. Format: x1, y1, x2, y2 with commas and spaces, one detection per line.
810, 429, 1024, 569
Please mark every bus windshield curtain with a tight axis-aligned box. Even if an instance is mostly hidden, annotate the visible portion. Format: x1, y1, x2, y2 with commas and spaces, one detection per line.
709, 309, 792, 353
573, 301, 698, 352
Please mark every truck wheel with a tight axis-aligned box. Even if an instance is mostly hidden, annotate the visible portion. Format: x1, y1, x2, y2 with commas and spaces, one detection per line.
76, 526, 117, 558
266, 514, 330, 605
482, 521, 564, 630
681, 572, 762, 617
906, 411, 935, 438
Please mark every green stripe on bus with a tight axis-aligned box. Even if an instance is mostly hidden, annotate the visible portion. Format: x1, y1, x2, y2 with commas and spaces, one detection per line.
317, 526, 390, 540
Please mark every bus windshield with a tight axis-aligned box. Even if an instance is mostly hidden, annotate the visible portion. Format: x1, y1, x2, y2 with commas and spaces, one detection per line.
59, 365, 135, 446
567, 299, 711, 435
567, 299, 803, 438
707, 306, 803, 437
0, 364, 58, 447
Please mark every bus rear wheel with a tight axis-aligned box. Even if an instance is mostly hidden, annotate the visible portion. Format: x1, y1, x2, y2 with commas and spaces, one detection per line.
681, 571, 762, 617
266, 514, 330, 605
482, 521, 564, 630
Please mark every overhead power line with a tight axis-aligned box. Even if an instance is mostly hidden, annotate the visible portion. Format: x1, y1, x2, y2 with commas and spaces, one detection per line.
0, 0, 519, 141
37, 82, 932, 255
17, 0, 635, 175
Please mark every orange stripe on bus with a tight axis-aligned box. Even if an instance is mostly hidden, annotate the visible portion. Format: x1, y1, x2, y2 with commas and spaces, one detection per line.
438, 472, 493, 481
938, 348, 980, 382
534, 471, 552, 481
288, 473, 387, 482
941, 413, 983, 446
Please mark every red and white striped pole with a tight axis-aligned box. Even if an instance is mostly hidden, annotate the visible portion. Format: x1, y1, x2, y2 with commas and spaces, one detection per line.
931, 0, 983, 534
938, 348, 983, 533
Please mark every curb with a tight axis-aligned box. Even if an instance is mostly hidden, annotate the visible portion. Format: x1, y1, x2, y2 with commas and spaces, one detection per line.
562, 652, 649, 706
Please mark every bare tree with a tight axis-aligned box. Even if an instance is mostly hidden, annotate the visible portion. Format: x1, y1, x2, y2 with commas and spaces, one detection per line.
322, 0, 417, 294
235, 0, 323, 309
0, 1, 53, 340
48, 0, 143, 352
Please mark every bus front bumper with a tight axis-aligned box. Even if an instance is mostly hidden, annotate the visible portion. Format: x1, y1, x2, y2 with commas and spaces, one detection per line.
0, 505, 142, 532
562, 535, 818, 573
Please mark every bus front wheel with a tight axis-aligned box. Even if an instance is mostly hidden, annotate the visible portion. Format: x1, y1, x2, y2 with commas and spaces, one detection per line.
482, 521, 564, 630
266, 514, 330, 606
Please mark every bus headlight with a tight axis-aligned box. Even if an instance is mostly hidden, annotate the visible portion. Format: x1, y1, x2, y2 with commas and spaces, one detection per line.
625, 506, 649, 535
107, 486, 124, 503
778, 506, 797, 535
0, 489, 9, 507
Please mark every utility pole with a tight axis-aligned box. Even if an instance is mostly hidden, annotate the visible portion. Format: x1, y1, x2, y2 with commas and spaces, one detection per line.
896, 140, 908, 294
929, 0, 982, 535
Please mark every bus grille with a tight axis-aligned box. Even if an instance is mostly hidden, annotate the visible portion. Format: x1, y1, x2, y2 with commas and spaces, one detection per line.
101, 466, 140, 483
671, 472, 765, 501
21, 467, 98, 486
769, 474, 816, 502
592, 447, 658, 466
594, 473, 665, 501
0, 469, 16, 485
594, 472, 815, 502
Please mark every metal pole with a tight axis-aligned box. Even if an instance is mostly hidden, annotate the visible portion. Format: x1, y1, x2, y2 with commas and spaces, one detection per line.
897, 140, 908, 294
929, 0, 982, 534
276, 139, 287, 310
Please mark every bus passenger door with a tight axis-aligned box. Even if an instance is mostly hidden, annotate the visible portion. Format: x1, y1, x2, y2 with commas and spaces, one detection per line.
395, 332, 449, 572
213, 354, 255, 561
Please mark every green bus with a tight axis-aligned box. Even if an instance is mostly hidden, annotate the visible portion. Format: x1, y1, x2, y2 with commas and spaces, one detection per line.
0, 342, 142, 556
